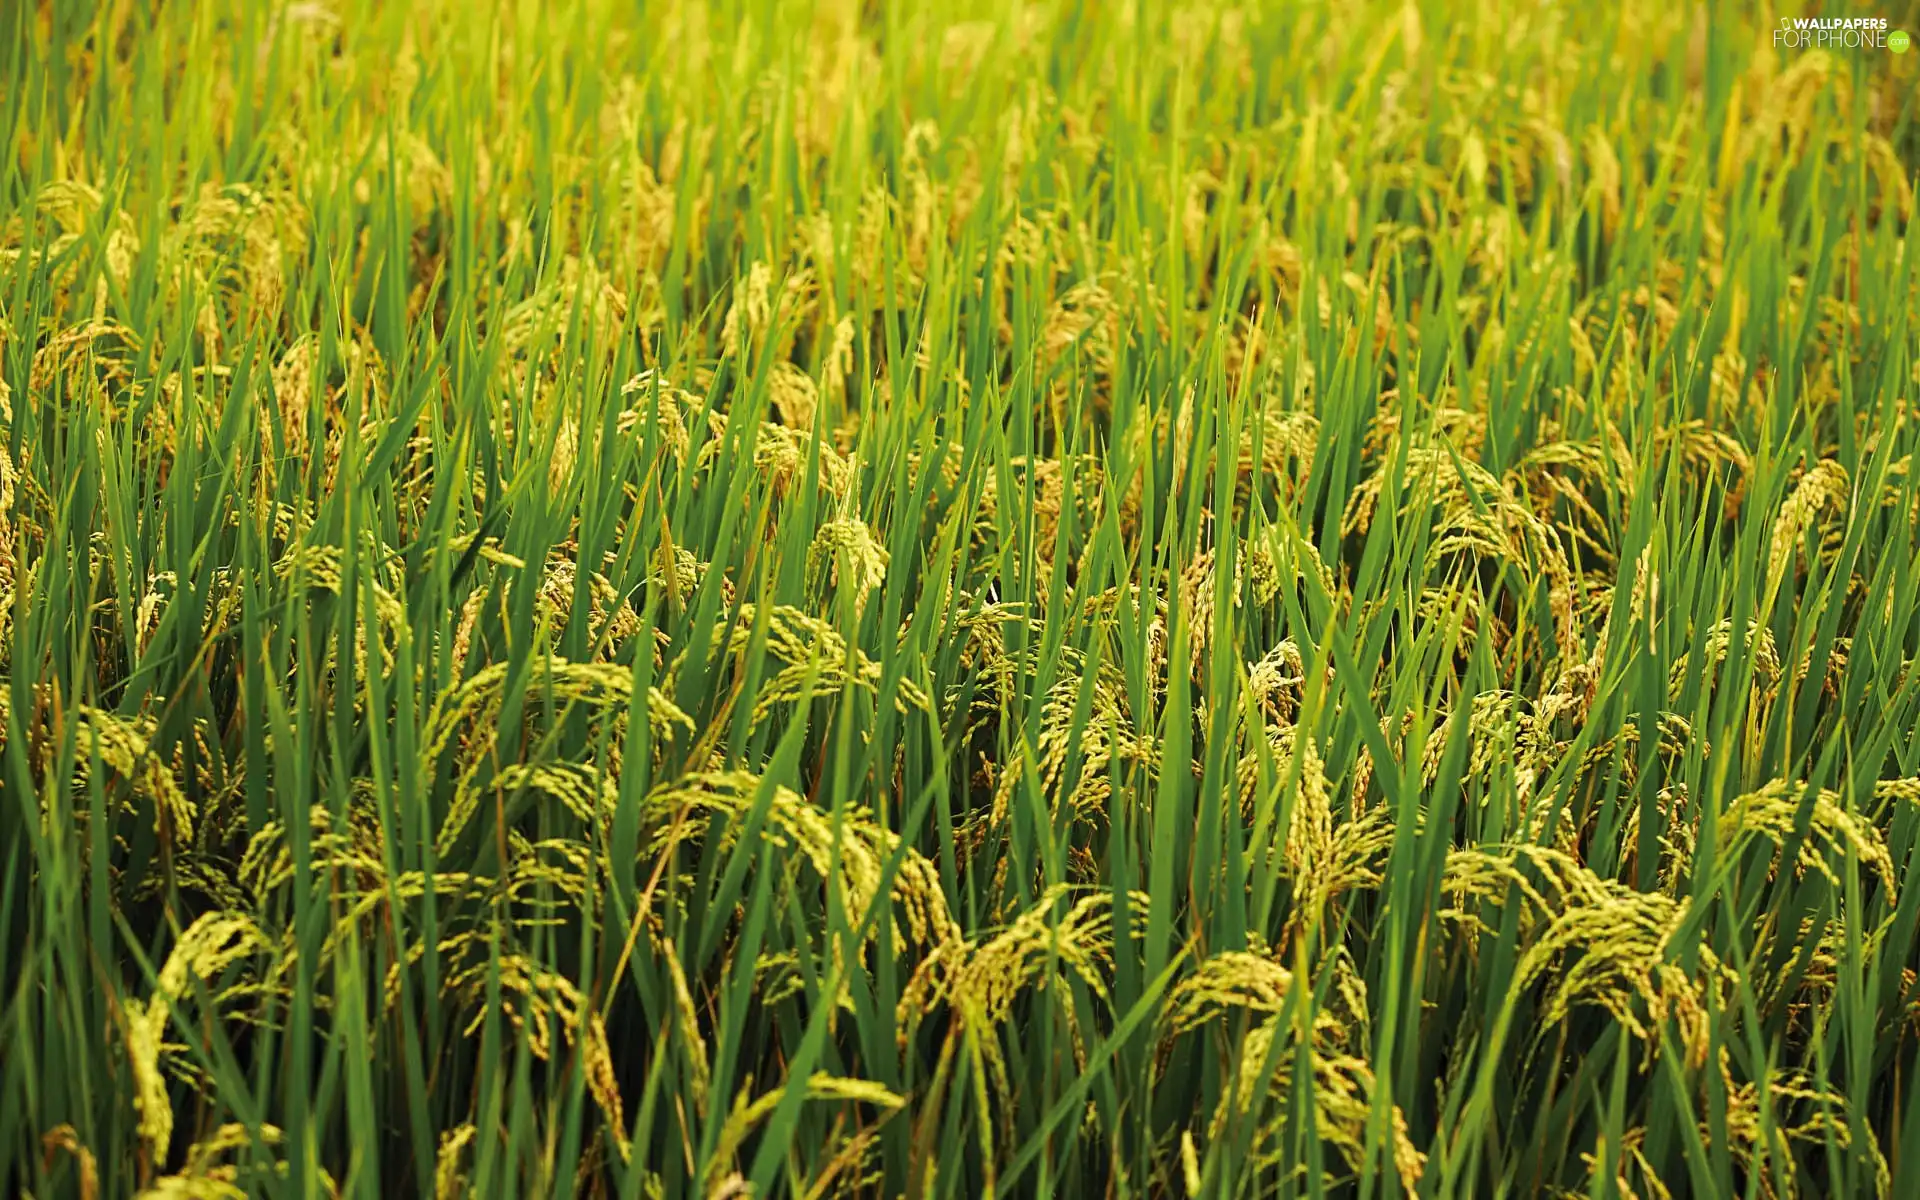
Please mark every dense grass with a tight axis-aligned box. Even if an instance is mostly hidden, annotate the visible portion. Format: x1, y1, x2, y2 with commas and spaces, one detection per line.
4, 0, 1920, 1195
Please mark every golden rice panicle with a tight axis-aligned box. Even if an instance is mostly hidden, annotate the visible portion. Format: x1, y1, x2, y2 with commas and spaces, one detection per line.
121, 916, 267, 1164
1767, 459, 1850, 596
805, 515, 890, 608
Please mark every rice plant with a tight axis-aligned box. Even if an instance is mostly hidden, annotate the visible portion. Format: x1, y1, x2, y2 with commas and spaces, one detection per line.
3, 0, 1918, 1196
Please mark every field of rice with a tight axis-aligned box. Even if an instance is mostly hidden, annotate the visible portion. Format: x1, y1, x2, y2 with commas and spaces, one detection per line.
4, 1, 1920, 1196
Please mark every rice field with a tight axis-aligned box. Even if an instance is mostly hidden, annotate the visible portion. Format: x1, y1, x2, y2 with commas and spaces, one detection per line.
3, 0, 1920, 1196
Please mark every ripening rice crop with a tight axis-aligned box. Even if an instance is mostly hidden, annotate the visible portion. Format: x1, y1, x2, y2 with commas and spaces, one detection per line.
3, 1, 1919, 1197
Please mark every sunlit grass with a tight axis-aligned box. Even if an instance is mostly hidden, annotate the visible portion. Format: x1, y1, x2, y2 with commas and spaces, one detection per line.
3, 1, 1919, 1196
